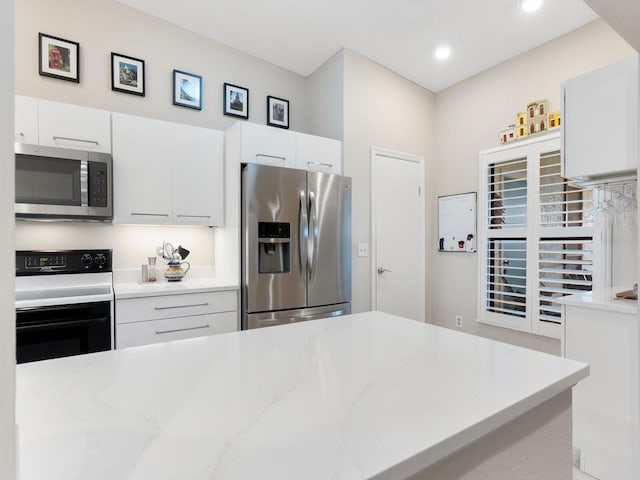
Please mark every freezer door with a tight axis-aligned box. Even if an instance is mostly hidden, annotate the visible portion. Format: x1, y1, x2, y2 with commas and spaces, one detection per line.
307, 171, 352, 307
246, 303, 351, 330
242, 163, 307, 313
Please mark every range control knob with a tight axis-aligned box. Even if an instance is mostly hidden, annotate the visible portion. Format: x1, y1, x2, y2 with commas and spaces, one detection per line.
94, 254, 107, 268
80, 254, 94, 267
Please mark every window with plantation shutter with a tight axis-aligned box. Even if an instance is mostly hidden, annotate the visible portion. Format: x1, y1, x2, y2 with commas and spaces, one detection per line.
478, 132, 593, 338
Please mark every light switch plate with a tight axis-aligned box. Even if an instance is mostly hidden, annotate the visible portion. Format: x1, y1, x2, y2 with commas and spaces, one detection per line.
358, 243, 368, 257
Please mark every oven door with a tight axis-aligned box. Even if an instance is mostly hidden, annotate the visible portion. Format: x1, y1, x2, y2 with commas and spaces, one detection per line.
16, 301, 112, 364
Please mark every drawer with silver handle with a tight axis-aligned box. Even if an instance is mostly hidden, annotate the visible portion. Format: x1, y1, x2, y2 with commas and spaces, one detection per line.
116, 290, 237, 324
116, 311, 237, 348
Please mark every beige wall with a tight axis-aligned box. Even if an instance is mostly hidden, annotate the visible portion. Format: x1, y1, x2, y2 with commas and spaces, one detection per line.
1, 0, 16, 476
306, 51, 344, 141
343, 49, 436, 318
16, 0, 309, 132
432, 19, 636, 353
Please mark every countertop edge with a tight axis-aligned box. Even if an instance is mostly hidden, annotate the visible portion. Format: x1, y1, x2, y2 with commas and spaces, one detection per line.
556, 287, 638, 315
113, 282, 239, 299
381, 366, 589, 479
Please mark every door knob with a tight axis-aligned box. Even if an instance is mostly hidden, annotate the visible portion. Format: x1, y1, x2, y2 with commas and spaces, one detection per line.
377, 267, 392, 274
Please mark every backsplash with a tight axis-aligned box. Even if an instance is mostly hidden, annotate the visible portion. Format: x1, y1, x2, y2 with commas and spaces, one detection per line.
15, 222, 215, 271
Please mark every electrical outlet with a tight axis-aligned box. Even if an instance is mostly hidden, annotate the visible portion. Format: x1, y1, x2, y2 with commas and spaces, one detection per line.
358, 243, 369, 257
455, 315, 463, 328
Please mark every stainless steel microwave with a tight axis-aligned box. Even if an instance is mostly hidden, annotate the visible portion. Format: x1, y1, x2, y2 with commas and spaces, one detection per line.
15, 143, 113, 221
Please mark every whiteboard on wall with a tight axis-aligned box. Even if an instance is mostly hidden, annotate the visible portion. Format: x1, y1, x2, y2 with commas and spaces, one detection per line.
438, 192, 477, 252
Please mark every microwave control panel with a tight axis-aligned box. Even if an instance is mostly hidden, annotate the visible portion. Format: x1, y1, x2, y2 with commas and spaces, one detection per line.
88, 162, 108, 207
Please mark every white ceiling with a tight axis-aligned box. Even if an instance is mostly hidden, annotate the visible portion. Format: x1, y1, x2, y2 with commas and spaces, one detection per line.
117, 0, 598, 92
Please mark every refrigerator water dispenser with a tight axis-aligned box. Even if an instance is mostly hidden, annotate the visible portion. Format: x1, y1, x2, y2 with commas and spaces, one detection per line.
258, 222, 291, 274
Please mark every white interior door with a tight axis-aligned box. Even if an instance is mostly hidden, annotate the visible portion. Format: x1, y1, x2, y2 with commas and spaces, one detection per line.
372, 148, 425, 321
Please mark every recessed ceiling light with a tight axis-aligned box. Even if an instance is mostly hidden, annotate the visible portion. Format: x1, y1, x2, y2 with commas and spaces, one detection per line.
519, 0, 542, 13
434, 44, 451, 61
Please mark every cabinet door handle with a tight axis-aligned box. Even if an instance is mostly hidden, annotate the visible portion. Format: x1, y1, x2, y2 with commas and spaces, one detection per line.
131, 212, 170, 217
15, 131, 24, 136
306, 161, 333, 169
154, 303, 209, 310
176, 214, 211, 218
256, 154, 286, 163
155, 324, 210, 335
52, 135, 100, 146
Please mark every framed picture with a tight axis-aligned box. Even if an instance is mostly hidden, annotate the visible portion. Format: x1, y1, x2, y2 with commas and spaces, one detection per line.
437, 192, 477, 252
38, 33, 79, 83
266, 96, 289, 129
111, 52, 145, 96
173, 70, 202, 110
223, 83, 249, 119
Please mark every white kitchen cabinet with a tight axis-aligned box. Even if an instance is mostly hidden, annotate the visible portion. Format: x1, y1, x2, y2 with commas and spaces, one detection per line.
562, 54, 638, 181
14, 95, 39, 144
226, 121, 296, 168
115, 289, 238, 348
112, 112, 224, 226
172, 123, 224, 226
560, 290, 640, 480
38, 98, 112, 153
295, 132, 342, 174
112, 113, 173, 225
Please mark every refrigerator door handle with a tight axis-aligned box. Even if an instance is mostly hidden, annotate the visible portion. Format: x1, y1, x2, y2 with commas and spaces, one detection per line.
299, 190, 308, 276
308, 191, 318, 280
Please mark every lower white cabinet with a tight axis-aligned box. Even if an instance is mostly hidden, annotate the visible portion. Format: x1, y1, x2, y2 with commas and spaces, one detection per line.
116, 290, 238, 348
562, 299, 640, 480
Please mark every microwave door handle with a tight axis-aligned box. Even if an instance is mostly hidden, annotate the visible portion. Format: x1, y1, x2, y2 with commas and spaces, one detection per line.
299, 190, 308, 276
80, 160, 89, 207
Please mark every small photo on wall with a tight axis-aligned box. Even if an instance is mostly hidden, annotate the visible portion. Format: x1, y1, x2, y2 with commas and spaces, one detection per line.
111, 52, 145, 96
38, 33, 79, 83
267, 96, 289, 129
223, 83, 249, 119
173, 70, 202, 110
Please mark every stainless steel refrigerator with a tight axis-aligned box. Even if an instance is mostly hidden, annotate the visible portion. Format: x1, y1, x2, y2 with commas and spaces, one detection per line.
241, 163, 352, 329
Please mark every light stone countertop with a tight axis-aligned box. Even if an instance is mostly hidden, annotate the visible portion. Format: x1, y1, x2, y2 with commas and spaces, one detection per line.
16, 311, 588, 480
112, 266, 238, 299
556, 286, 638, 315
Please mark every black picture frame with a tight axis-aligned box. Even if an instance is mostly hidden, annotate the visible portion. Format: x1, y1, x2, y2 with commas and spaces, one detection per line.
266, 95, 289, 129
223, 83, 249, 119
173, 70, 202, 110
111, 52, 145, 96
38, 33, 80, 83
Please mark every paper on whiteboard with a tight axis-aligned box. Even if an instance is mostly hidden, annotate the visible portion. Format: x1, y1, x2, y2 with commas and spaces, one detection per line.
438, 192, 476, 252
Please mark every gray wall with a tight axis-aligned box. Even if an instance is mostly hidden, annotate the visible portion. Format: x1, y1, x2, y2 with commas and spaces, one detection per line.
431, 19, 636, 353
1, 0, 16, 476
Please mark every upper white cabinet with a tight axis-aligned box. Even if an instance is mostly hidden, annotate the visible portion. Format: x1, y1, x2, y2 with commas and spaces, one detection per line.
38, 99, 112, 153
14, 96, 111, 153
226, 121, 343, 174
112, 113, 224, 226
112, 113, 173, 225
14, 95, 38, 144
227, 121, 296, 168
562, 54, 638, 181
295, 132, 342, 174
172, 123, 224, 226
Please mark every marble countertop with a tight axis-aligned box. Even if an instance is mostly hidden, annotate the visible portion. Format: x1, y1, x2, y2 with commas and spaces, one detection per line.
556, 286, 638, 315
113, 266, 238, 299
16, 311, 588, 480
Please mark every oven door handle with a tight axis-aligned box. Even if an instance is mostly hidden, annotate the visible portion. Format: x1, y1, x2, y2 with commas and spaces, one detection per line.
16, 317, 108, 330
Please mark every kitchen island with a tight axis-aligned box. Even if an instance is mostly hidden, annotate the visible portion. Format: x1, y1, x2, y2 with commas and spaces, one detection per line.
16, 311, 588, 479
